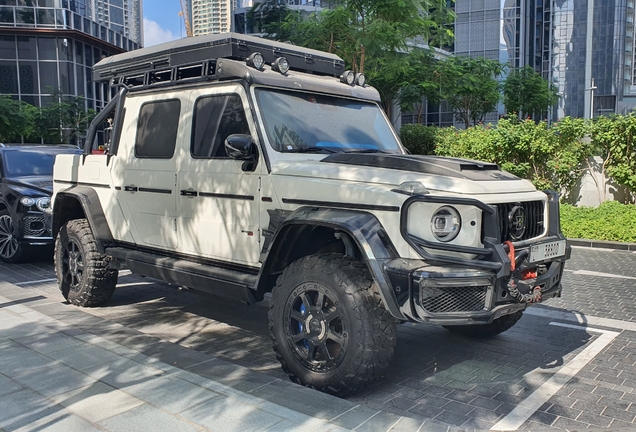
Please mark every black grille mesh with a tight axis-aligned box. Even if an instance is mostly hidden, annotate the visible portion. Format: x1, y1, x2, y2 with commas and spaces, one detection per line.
420, 286, 488, 313
22, 216, 48, 237
495, 201, 545, 242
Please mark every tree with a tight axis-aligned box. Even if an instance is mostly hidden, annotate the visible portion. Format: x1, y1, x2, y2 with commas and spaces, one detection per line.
397, 49, 441, 124
0, 97, 37, 143
277, 0, 455, 116
435, 56, 503, 128
34, 92, 96, 144
503, 65, 559, 119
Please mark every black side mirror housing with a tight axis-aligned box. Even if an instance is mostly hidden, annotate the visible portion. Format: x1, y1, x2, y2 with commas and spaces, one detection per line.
225, 134, 258, 171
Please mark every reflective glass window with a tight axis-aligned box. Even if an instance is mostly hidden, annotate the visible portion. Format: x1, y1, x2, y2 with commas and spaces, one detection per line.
191, 94, 250, 158
0, 60, 18, 93
37, 37, 56, 59
18, 60, 37, 93
0, 35, 16, 59
59, 60, 73, 94
135, 100, 181, 159
17, 37, 35, 59
15, 7, 34, 25
0, 7, 14, 23
57, 37, 69, 60
38, 61, 57, 92
37, 8, 56, 25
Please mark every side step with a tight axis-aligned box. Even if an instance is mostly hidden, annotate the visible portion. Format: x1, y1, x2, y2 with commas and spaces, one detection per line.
106, 247, 260, 304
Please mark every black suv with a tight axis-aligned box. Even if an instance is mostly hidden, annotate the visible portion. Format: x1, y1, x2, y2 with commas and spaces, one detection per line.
0, 144, 81, 263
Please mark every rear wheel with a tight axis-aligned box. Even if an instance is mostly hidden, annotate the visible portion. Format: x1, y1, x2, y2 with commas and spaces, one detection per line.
269, 253, 396, 396
444, 311, 523, 338
54, 219, 118, 307
0, 210, 27, 263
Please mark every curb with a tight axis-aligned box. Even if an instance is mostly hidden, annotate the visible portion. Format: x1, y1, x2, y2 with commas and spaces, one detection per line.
568, 238, 636, 251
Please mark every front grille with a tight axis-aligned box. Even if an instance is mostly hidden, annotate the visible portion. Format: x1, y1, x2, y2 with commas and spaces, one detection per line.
22, 216, 49, 237
494, 200, 545, 242
420, 286, 488, 313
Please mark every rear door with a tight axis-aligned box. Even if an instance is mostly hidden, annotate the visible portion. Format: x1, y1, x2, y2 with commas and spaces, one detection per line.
111, 92, 186, 250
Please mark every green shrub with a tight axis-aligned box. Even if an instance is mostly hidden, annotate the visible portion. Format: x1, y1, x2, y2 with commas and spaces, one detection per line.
399, 124, 437, 155
560, 201, 636, 242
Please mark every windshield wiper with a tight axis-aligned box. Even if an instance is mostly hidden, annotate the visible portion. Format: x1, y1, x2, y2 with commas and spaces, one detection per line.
283, 147, 337, 154
343, 149, 389, 154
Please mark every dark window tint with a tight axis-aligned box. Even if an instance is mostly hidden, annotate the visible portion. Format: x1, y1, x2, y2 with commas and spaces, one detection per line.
135, 99, 180, 159
191, 94, 249, 158
3, 150, 65, 177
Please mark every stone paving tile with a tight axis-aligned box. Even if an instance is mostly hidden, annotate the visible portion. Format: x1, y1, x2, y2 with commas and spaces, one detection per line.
122, 375, 221, 415
98, 404, 201, 432
13, 407, 103, 432
50, 381, 145, 422
45, 342, 124, 371
12, 361, 97, 398
330, 405, 378, 430
0, 388, 59, 431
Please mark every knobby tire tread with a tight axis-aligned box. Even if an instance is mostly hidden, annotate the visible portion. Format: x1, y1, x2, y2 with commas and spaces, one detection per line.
55, 219, 117, 307
268, 253, 396, 396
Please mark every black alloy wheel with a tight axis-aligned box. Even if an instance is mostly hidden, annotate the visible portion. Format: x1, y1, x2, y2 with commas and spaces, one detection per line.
284, 283, 349, 373
61, 237, 85, 290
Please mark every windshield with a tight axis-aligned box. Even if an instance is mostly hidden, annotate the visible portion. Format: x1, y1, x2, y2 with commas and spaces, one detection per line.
254, 89, 402, 153
2, 150, 59, 177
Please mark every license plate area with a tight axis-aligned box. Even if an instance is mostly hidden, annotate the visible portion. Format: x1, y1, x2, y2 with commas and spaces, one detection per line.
529, 240, 567, 263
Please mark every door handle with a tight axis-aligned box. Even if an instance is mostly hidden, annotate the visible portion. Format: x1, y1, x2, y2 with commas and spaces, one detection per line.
180, 189, 198, 197
124, 185, 138, 192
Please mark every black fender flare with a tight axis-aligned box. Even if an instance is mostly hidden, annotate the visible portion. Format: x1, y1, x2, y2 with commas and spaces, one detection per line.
257, 206, 405, 320
52, 186, 114, 253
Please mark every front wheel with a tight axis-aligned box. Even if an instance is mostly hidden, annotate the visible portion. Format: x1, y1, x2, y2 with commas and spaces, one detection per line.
269, 254, 396, 396
444, 310, 523, 338
54, 219, 118, 307
0, 210, 27, 263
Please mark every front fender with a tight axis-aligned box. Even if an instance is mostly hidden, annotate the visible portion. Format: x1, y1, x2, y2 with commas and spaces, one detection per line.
257, 206, 405, 320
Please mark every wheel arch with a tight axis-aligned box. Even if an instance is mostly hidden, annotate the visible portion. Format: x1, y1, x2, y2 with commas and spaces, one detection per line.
256, 207, 404, 319
53, 186, 114, 253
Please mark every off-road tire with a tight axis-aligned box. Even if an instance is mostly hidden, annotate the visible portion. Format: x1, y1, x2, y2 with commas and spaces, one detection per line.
269, 253, 396, 396
54, 218, 118, 307
0, 209, 28, 263
444, 310, 523, 338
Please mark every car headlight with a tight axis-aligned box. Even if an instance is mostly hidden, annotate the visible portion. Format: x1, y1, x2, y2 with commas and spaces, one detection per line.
431, 206, 461, 242
36, 197, 52, 214
20, 197, 36, 207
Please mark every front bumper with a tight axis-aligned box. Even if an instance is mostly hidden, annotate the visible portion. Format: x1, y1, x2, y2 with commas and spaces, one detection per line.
382, 190, 570, 325
18, 211, 53, 246
383, 255, 565, 325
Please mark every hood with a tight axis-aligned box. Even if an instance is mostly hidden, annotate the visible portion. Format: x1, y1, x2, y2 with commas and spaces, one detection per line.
4, 176, 53, 195
271, 154, 537, 195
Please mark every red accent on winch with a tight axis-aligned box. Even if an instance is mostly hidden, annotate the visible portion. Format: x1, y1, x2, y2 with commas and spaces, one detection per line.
504, 241, 515, 271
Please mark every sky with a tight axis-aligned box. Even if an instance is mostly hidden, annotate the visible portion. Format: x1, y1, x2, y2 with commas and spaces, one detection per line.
143, 0, 184, 47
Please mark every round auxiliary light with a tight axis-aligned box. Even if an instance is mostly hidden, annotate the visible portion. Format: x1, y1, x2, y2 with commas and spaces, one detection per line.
340, 70, 355, 85
271, 57, 290, 74
355, 73, 366, 87
20, 197, 35, 207
246, 52, 265, 70
36, 197, 52, 213
430, 206, 461, 242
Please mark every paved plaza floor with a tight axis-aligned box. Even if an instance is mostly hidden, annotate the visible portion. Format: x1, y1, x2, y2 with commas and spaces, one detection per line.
1, 246, 636, 431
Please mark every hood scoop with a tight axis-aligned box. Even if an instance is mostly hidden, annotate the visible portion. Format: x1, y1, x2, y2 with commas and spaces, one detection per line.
321, 154, 519, 181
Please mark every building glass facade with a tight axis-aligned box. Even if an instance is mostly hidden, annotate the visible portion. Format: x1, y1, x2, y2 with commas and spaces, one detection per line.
0, 0, 141, 113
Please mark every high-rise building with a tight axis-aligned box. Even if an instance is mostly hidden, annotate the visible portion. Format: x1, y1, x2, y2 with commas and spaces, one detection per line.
454, 0, 635, 120
192, 0, 233, 35
0, 0, 142, 112
94, 0, 143, 47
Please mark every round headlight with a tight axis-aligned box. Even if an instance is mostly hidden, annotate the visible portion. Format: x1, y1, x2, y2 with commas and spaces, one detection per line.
246, 52, 264, 70
20, 197, 36, 207
355, 73, 366, 86
340, 70, 355, 85
430, 206, 461, 242
271, 57, 290, 74
36, 197, 52, 213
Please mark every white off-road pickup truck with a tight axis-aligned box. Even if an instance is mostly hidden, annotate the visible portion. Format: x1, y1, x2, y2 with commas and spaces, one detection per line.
51, 33, 570, 396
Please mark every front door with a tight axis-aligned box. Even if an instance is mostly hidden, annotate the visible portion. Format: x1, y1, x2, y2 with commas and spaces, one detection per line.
177, 85, 262, 266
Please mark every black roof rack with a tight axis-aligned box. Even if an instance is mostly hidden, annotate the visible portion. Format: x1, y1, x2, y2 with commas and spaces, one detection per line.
93, 33, 346, 88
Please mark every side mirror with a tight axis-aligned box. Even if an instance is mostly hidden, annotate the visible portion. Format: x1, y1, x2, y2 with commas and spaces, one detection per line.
225, 134, 258, 171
